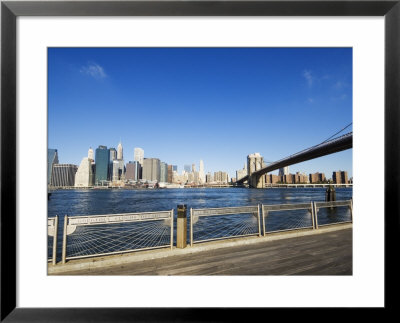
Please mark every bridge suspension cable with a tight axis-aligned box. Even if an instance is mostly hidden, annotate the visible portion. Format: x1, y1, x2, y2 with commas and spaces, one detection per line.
320, 122, 352, 144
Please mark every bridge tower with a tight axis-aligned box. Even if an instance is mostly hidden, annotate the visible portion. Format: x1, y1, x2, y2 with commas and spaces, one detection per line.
247, 153, 265, 188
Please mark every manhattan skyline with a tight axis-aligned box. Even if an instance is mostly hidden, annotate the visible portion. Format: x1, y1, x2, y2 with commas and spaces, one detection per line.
48, 48, 352, 178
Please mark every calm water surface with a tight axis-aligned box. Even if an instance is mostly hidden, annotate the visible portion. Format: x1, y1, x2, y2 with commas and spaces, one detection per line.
48, 187, 352, 260
48, 187, 352, 217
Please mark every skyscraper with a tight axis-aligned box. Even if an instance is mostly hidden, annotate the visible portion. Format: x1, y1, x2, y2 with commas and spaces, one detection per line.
109, 148, 117, 161
184, 165, 191, 173
199, 160, 205, 183
48, 148, 59, 185
117, 141, 123, 160
51, 164, 78, 187
142, 158, 160, 182
88, 147, 94, 160
279, 166, 289, 176
95, 145, 110, 185
160, 162, 168, 183
134, 148, 144, 165
126, 161, 141, 181
75, 157, 95, 187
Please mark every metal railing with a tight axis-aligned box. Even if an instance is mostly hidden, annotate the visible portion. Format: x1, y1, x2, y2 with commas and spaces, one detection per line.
262, 202, 315, 235
48, 200, 352, 265
47, 216, 58, 265
190, 205, 261, 246
313, 200, 353, 228
261, 200, 352, 234
61, 209, 174, 263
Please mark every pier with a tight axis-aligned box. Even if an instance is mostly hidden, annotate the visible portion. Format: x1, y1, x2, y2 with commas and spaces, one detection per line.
49, 224, 352, 275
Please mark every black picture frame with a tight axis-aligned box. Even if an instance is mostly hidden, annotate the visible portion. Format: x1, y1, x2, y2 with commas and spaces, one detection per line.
1, 0, 399, 321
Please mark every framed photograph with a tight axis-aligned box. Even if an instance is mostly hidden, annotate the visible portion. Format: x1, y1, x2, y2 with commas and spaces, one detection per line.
1, 0, 398, 320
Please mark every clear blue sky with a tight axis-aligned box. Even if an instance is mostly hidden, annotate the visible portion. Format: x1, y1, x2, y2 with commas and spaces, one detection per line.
48, 48, 352, 179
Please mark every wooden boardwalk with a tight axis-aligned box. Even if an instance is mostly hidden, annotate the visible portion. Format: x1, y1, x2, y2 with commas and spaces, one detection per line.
55, 227, 352, 276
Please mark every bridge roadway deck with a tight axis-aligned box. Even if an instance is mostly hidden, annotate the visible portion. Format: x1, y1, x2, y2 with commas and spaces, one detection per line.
49, 225, 352, 276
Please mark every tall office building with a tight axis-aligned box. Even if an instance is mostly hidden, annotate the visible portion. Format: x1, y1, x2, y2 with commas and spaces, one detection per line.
167, 165, 173, 183
51, 164, 78, 187
192, 164, 196, 173
112, 159, 125, 181
184, 165, 191, 173
172, 165, 178, 172
117, 141, 123, 160
95, 145, 110, 185
160, 162, 168, 183
199, 160, 205, 183
47, 148, 59, 185
108, 148, 117, 180
75, 157, 95, 187
134, 148, 144, 165
278, 166, 289, 176
109, 148, 117, 161
142, 158, 160, 182
88, 147, 94, 160
126, 161, 141, 181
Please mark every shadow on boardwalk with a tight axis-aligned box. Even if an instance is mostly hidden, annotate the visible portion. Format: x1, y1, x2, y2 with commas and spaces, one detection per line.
49, 224, 352, 276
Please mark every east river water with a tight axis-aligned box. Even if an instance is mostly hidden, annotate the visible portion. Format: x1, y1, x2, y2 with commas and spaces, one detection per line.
48, 187, 352, 260
48, 187, 352, 218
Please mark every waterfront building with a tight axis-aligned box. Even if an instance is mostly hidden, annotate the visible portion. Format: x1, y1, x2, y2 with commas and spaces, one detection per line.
134, 148, 144, 165
108, 148, 117, 180
95, 145, 110, 185
192, 164, 196, 173
160, 162, 168, 183
265, 174, 280, 184
294, 172, 308, 183
184, 165, 191, 173
48, 148, 59, 185
199, 160, 205, 183
214, 171, 228, 183
75, 157, 95, 187
126, 161, 141, 181
112, 159, 125, 182
206, 172, 213, 183
51, 164, 78, 187
193, 171, 200, 184
247, 153, 264, 175
332, 170, 348, 184
278, 166, 289, 176
142, 158, 160, 182
167, 165, 173, 183
236, 163, 247, 181
187, 172, 195, 183
283, 174, 294, 184
309, 172, 326, 183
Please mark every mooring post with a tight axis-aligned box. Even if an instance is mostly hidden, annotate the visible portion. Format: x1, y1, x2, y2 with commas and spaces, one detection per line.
177, 204, 187, 249
325, 184, 336, 202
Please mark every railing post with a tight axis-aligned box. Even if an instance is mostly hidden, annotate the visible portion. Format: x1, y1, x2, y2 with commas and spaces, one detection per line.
176, 205, 187, 249
349, 199, 353, 223
170, 209, 174, 250
62, 215, 68, 264
257, 204, 261, 237
310, 202, 316, 230
190, 208, 193, 247
52, 215, 58, 265
262, 205, 266, 237
313, 202, 319, 229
